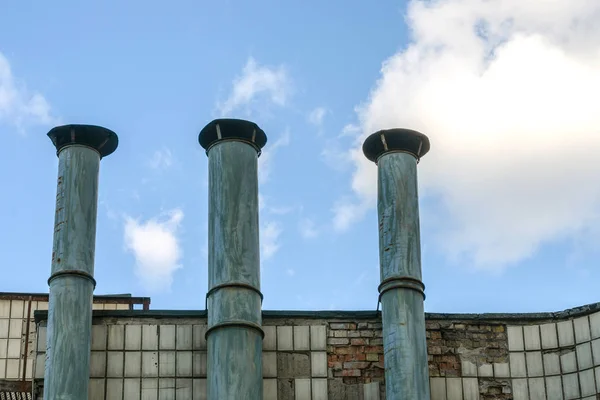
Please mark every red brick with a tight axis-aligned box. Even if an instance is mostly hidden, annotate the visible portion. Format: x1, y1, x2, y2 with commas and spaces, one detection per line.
334, 347, 356, 355
341, 369, 361, 377
343, 361, 370, 369
328, 338, 349, 345
351, 338, 368, 346
328, 361, 343, 371
330, 323, 351, 330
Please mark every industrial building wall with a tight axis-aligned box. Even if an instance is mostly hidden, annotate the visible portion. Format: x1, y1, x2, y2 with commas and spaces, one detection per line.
30, 303, 600, 399
0, 295, 140, 399
0, 298, 38, 381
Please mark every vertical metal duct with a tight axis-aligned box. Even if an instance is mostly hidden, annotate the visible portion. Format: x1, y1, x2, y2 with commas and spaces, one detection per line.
363, 128, 431, 400
44, 124, 118, 399
199, 119, 267, 400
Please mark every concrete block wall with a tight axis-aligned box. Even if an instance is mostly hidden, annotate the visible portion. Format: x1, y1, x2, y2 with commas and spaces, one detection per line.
35, 319, 211, 399
425, 305, 600, 400
0, 299, 44, 380
30, 304, 600, 399
503, 315, 600, 399
262, 322, 330, 400
0, 297, 135, 386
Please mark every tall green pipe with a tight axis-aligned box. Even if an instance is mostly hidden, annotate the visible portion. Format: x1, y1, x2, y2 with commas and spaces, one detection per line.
199, 119, 267, 400
363, 129, 431, 400
44, 125, 118, 399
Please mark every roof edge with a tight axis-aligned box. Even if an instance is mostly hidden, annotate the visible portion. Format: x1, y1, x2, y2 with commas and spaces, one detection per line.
33, 302, 600, 324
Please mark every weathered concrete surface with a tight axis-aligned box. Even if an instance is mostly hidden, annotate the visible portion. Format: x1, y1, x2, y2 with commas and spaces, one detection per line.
377, 152, 430, 400
206, 140, 263, 399
45, 145, 101, 400
277, 352, 310, 378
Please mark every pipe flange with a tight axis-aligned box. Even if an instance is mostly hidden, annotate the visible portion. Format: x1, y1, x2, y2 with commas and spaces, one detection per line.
205, 320, 265, 339
48, 269, 97, 289
378, 275, 426, 302
205, 281, 263, 309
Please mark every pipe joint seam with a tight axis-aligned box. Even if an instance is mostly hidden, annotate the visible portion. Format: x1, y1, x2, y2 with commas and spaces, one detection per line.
48, 269, 97, 288
205, 281, 263, 309
205, 320, 265, 340
377, 276, 426, 306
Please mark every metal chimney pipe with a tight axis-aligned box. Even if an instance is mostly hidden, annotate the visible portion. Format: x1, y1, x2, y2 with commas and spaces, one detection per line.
199, 119, 267, 400
44, 124, 119, 399
363, 128, 431, 400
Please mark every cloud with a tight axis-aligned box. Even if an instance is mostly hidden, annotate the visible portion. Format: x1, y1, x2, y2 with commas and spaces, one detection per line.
332, 198, 368, 233
335, 0, 600, 270
217, 57, 291, 116
259, 129, 291, 184
299, 218, 319, 239
320, 127, 356, 173
148, 148, 173, 170
286, 268, 296, 276
124, 209, 184, 292
308, 107, 328, 127
0, 52, 56, 130
261, 221, 282, 261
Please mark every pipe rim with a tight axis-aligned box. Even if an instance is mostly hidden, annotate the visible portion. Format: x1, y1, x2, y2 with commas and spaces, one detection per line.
363, 128, 430, 163
199, 118, 267, 155
47, 124, 119, 158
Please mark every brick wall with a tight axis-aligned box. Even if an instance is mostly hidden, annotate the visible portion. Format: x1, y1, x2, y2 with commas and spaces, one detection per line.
326, 320, 385, 399
426, 319, 511, 399
31, 304, 600, 399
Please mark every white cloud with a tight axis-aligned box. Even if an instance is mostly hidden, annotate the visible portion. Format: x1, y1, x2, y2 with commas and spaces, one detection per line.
259, 129, 291, 184
335, 0, 600, 270
299, 218, 319, 239
124, 209, 184, 292
217, 57, 291, 116
148, 148, 173, 170
261, 221, 282, 261
332, 198, 368, 233
0, 52, 56, 130
308, 107, 328, 127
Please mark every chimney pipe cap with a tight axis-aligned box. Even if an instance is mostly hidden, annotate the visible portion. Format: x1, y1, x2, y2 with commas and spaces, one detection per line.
363, 128, 430, 163
47, 124, 119, 158
199, 118, 267, 154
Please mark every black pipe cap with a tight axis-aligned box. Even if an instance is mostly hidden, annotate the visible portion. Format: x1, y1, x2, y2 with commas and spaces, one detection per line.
198, 118, 267, 154
47, 124, 119, 158
363, 128, 430, 163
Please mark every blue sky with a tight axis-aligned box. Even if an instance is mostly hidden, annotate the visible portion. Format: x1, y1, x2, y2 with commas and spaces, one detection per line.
1, 0, 599, 313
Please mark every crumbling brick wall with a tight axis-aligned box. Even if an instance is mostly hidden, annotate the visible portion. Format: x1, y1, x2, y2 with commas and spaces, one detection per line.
426, 319, 511, 399
321, 316, 512, 399
326, 320, 385, 399
32, 303, 600, 399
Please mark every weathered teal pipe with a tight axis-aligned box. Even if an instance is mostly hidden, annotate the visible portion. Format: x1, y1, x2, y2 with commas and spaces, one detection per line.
199, 119, 267, 400
45, 125, 118, 400
363, 129, 431, 400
